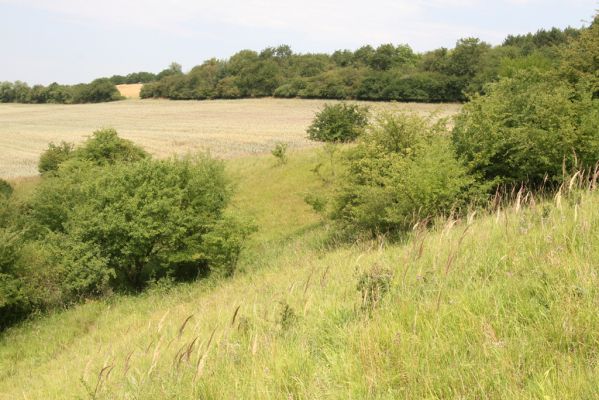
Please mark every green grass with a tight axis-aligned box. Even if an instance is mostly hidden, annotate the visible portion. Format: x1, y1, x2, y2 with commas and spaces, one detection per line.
1, 150, 599, 399
226, 148, 323, 244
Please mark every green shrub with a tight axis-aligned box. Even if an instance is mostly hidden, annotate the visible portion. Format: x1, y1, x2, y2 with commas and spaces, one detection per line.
37, 129, 147, 175
310, 143, 342, 185
560, 15, 599, 96
0, 229, 21, 279
28, 160, 94, 234
303, 193, 327, 214
43, 233, 114, 301
0, 273, 33, 329
271, 142, 288, 165
331, 113, 481, 236
307, 103, 369, 142
199, 214, 256, 277
139, 82, 160, 98
273, 83, 299, 98
38, 141, 74, 174
357, 265, 393, 310
72, 78, 122, 103
0, 179, 12, 198
28, 155, 241, 293
215, 77, 241, 99
452, 70, 599, 189
277, 301, 297, 330
75, 128, 148, 166
0, 228, 33, 329
3, 129, 253, 328
498, 52, 554, 78
297, 69, 358, 99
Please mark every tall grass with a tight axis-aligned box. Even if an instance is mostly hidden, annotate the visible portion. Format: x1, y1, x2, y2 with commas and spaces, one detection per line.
1, 151, 599, 399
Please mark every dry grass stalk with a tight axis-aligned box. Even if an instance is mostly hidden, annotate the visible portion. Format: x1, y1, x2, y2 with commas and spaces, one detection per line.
436, 225, 470, 311
178, 315, 194, 338
122, 350, 135, 377
194, 328, 217, 381
251, 333, 259, 356
303, 270, 314, 296
93, 364, 114, 397
230, 306, 241, 327
157, 310, 170, 333
320, 265, 331, 287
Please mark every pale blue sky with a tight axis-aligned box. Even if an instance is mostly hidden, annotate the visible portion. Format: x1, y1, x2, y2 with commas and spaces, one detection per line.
1, 0, 596, 85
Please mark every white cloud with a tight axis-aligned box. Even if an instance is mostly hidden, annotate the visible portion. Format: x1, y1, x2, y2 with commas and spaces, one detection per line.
0, 0, 508, 48
0, 0, 591, 51
1, 0, 418, 30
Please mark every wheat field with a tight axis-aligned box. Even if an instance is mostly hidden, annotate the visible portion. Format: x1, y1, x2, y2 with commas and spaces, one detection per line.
116, 83, 143, 98
0, 98, 460, 178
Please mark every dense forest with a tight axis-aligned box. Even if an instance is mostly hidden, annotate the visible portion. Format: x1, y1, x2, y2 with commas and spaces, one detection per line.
0, 26, 582, 104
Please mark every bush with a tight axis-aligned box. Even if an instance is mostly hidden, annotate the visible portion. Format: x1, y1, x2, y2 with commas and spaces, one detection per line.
271, 142, 288, 165
274, 83, 299, 98
199, 214, 256, 277
28, 155, 241, 293
0, 179, 12, 198
139, 81, 161, 98
560, 15, 599, 96
74, 128, 148, 166
37, 129, 147, 175
357, 265, 393, 310
0, 228, 33, 329
3, 129, 252, 318
71, 79, 122, 103
43, 233, 113, 301
215, 77, 241, 99
307, 103, 369, 142
304, 193, 327, 214
38, 141, 74, 174
452, 70, 599, 189
29, 130, 149, 236
331, 113, 481, 236
297, 69, 359, 99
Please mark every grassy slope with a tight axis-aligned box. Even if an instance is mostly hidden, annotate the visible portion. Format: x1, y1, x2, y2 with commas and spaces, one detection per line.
1, 150, 599, 399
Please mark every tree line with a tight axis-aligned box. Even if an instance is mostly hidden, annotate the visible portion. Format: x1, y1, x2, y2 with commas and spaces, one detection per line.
0, 78, 122, 104
0, 64, 183, 104
140, 27, 581, 102
0, 26, 582, 105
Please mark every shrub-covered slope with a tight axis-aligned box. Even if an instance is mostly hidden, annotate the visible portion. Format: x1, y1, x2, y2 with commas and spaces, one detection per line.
1, 150, 598, 399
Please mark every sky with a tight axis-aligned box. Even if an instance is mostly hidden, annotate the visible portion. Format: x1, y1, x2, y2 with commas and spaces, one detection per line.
0, 0, 597, 85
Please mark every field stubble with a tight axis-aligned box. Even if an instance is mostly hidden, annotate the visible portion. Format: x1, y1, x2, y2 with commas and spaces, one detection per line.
0, 98, 460, 178
116, 83, 143, 98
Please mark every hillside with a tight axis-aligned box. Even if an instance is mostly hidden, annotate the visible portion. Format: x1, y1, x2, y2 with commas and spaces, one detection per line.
1, 149, 598, 399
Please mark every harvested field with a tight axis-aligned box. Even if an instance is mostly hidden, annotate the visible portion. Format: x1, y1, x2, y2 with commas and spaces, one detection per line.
0, 98, 460, 178
116, 83, 143, 98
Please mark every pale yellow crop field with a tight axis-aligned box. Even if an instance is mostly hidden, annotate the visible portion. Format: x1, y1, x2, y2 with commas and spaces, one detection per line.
0, 98, 460, 178
116, 83, 143, 98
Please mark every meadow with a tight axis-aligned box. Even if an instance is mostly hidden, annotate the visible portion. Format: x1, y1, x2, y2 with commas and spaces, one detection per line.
1, 149, 598, 399
1, 18, 597, 397
0, 98, 459, 178
1, 93, 597, 399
